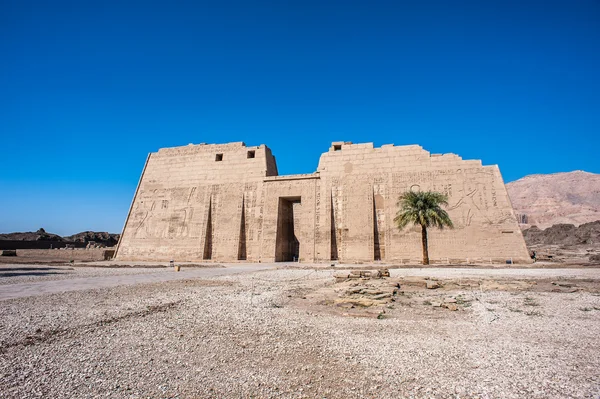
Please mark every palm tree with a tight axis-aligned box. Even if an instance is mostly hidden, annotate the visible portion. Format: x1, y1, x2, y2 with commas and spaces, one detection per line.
394, 190, 454, 265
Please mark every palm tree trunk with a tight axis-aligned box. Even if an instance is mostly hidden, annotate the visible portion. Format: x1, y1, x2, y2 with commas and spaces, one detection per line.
421, 224, 429, 265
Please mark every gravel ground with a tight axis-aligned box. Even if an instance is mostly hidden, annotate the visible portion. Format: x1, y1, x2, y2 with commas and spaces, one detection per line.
0, 266, 167, 286
1, 268, 599, 398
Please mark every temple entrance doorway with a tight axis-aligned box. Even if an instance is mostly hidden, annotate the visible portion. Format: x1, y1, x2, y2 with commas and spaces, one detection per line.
275, 197, 301, 262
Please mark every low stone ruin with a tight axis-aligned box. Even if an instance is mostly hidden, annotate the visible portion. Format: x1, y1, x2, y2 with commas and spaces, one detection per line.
333, 269, 390, 282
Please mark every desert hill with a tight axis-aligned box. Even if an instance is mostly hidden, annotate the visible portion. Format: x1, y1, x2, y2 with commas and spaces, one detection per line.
0, 228, 64, 242
506, 170, 600, 229
63, 231, 120, 246
0, 229, 120, 246
522, 221, 600, 246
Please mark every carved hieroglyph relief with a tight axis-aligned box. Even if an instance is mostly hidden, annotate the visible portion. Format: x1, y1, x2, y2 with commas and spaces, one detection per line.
116, 142, 530, 263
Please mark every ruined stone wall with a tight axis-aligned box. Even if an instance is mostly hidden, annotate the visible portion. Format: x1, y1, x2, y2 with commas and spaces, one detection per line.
11, 249, 107, 262
116, 141, 531, 264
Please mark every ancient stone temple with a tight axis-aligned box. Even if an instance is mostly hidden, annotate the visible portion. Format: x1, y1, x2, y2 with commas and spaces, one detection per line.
115, 141, 531, 263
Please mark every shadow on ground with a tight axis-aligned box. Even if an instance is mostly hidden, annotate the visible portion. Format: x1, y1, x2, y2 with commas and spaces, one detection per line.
0, 267, 70, 278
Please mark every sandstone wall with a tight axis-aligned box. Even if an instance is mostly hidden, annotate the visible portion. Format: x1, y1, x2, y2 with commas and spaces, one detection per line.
315, 142, 530, 263
116, 141, 531, 264
116, 142, 275, 261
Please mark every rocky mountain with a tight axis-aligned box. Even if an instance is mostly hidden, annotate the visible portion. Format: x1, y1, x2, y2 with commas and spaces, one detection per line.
63, 231, 120, 246
0, 228, 64, 242
0, 229, 120, 246
506, 171, 600, 229
523, 221, 600, 247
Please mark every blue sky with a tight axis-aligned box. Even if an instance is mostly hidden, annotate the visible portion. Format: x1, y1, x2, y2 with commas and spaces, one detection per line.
1, 0, 599, 235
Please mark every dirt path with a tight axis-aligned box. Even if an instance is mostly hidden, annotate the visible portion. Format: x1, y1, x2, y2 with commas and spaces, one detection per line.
0, 265, 275, 301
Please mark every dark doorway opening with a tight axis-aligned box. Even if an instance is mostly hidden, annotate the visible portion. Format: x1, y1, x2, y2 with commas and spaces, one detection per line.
275, 197, 301, 262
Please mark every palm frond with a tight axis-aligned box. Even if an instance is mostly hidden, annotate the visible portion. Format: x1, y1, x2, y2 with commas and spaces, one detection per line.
394, 190, 454, 231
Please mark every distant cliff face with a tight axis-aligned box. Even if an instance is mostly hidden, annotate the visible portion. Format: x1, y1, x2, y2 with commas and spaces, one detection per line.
0, 230, 120, 246
0, 228, 63, 242
63, 231, 120, 246
522, 221, 600, 246
506, 171, 600, 229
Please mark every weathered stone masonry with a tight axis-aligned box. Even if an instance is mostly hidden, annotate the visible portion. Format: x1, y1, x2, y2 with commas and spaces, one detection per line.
115, 141, 531, 263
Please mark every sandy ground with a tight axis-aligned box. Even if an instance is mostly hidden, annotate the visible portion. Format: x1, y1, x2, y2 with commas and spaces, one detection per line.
1, 264, 599, 398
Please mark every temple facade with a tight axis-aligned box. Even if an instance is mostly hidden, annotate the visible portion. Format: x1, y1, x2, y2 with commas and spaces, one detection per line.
115, 141, 531, 264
